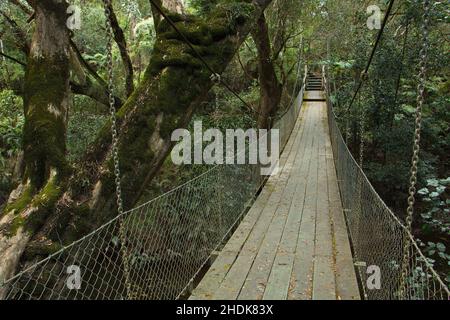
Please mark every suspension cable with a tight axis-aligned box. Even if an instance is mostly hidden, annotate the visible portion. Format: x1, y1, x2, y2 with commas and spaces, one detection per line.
345, 0, 396, 113
148, 0, 259, 116
102, 0, 133, 300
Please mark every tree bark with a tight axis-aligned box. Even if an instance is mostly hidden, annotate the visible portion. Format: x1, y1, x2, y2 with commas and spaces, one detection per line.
252, 13, 282, 129
105, 1, 134, 97
0, 0, 70, 293
0, 0, 274, 294
151, 0, 185, 32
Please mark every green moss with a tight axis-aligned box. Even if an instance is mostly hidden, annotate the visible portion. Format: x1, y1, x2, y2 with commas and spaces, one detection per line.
4, 184, 35, 215
7, 215, 25, 237
31, 175, 62, 209
27, 176, 63, 232
23, 241, 63, 260
5, 174, 64, 237
71, 1, 257, 214
23, 55, 70, 187
211, 1, 256, 30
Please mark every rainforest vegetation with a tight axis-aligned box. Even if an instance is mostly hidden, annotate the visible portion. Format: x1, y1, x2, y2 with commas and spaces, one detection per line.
0, 0, 448, 297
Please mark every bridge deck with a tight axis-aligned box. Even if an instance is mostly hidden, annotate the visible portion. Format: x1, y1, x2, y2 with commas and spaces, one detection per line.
190, 92, 360, 300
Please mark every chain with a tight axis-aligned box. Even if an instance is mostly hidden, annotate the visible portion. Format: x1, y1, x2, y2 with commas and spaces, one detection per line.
399, 0, 430, 299
102, 0, 133, 300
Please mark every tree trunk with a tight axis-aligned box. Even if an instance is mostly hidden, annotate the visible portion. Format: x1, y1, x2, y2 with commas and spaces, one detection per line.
105, 1, 134, 97
162, 0, 185, 14
252, 13, 282, 129
0, 0, 70, 293
151, 0, 185, 31
0, 0, 274, 294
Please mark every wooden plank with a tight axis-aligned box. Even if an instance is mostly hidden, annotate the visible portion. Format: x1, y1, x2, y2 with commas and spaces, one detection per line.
312, 102, 336, 300
215, 108, 308, 300
288, 102, 320, 300
262, 103, 315, 300
192, 93, 360, 301
325, 139, 361, 300
190, 108, 305, 300
237, 140, 304, 299
243, 103, 317, 300
304, 91, 325, 101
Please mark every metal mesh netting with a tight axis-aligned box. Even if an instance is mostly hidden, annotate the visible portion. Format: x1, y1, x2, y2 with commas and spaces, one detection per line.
0, 77, 305, 300
1, 163, 262, 300
274, 65, 306, 151
326, 90, 450, 300
273, 87, 303, 151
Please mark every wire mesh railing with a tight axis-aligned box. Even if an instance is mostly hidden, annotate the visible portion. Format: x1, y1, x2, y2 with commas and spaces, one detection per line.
324, 73, 450, 300
1, 163, 263, 300
0, 68, 307, 300
273, 65, 307, 151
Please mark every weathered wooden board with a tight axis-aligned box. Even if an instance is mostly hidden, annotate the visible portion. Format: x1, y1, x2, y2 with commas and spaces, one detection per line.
190, 93, 360, 301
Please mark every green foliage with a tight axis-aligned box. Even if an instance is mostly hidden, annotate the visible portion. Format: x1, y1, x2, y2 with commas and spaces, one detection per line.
418, 178, 450, 235
67, 96, 108, 161
320, 0, 450, 281
0, 89, 23, 202
0, 89, 23, 154
188, 0, 220, 14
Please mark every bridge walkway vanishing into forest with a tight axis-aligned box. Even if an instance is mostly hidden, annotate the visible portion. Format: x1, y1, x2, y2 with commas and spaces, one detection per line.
1, 0, 449, 301
1, 70, 449, 300
190, 84, 360, 300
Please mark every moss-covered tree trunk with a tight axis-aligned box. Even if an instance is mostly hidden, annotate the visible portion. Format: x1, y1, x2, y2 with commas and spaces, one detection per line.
0, 0, 70, 294
252, 13, 282, 129
0, 0, 274, 295
151, 0, 185, 31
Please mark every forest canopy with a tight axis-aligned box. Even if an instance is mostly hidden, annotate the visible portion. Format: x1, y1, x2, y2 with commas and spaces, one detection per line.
0, 0, 448, 298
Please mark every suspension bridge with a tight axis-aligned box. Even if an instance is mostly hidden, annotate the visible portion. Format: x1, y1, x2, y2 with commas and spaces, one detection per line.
1, 68, 448, 300
190, 73, 360, 300
0, 0, 448, 301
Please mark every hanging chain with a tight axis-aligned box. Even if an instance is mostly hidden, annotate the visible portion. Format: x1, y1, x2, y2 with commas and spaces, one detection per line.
399, 0, 430, 299
102, 0, 133, 300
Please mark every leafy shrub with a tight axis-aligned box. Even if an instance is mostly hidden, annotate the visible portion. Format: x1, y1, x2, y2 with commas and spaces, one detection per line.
417, 177, 450, 283
418, 178, 450, 236
67, 96, 108, 161
0, 89, 24, 203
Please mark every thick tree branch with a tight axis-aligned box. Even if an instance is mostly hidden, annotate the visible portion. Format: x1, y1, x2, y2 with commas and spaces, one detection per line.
150, 0, 185, 33
71, 78, 123, 110
0, 9, 30, 54
105, 1, 134, 97
7, 0, 33, 16
252, 13, 282, 129
0, 40, 123, 109
150, 0, 163, 31
0, 51, 26, 66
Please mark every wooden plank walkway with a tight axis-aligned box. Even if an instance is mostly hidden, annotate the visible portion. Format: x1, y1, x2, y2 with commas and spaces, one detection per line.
190, 91, 360, 300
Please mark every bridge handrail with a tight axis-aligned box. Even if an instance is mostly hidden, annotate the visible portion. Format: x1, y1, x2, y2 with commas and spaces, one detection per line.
323, 68, 449, 300
273, 65, 307, 152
